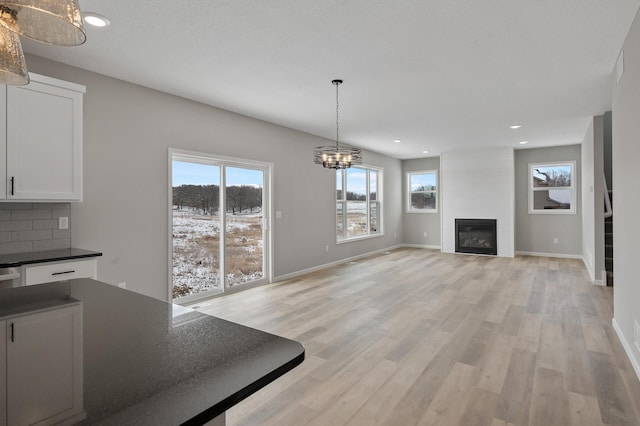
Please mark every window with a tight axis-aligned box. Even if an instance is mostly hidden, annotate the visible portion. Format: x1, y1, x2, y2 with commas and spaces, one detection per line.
336, 165, 382, 241
407, 170, 437, 212
529, 161, 576, 214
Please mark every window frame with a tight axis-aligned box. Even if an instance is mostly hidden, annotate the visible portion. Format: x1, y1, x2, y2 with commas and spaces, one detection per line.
336, 165, 384, 243
528, 161, 576, 215
406, 170, 438, 213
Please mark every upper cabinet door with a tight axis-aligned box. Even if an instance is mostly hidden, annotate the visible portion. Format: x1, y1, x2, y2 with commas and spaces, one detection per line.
6, 74, 85, 201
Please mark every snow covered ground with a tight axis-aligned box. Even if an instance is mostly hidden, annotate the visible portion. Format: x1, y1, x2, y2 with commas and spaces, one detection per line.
172, 208, 263, 299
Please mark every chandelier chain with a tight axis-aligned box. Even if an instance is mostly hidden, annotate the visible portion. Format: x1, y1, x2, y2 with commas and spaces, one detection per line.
335, 81, 340, 149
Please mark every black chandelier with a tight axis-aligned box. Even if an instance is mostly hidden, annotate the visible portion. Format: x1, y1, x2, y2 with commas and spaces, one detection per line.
313, 79, 363, 169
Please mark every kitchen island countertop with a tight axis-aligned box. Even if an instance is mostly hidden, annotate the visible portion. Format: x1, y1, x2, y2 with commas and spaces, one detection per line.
0, 279, 305, 425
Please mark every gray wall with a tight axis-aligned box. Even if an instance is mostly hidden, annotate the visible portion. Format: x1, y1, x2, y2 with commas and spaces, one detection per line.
593, 117, 606, 283
25, 54, 403, 301
0, 203, 71, 254
580, 116, 606, 283
514, 145, 582, 255
581, 120, 595, 278
604, 111, 613, 187
401, 157, 441, 247
611, 7, 640, 378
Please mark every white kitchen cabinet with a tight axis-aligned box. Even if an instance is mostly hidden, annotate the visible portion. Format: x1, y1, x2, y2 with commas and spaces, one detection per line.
5, 303, 84, 426
2, 73, 85, 202
0, 85, 6, 200
24, 258, 97, 286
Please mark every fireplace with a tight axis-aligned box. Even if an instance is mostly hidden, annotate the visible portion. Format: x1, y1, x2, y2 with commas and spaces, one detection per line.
455, 219, 497, 255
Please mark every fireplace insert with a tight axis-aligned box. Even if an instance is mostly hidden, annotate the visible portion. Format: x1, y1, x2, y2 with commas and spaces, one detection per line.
455, 219, 497, 255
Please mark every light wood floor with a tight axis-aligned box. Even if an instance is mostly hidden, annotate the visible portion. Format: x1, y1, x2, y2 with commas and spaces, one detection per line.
193, 248, 640, 426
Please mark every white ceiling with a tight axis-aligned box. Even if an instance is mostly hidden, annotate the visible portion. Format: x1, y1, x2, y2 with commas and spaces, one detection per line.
22, 0, 640, 159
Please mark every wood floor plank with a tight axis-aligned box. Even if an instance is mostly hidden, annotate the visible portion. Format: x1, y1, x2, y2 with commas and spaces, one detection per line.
563, 335, 598, 397
589, 350, 639, 426
191, 248, 640, 426
528, 367, 569, 426
496, 348, 537, 425
305, 358, 398, 426
537, 320, 565, 371
416, 362, 479, 426
477, 333, 514, 394
514, 312, 542, 352
458, 387, 500, 426
567, 391, 604, 426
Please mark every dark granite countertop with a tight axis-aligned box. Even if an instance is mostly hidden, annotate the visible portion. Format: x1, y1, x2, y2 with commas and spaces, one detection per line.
0, 279, 305, 425
0, 248, 102, 268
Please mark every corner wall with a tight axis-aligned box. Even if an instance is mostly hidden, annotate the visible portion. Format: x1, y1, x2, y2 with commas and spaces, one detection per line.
514, 145, 582, 257
611, 7, 640, 379
401, 157, 441, 247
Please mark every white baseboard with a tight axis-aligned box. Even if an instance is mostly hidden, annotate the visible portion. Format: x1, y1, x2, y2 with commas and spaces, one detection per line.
580, 257, 599, 285
517, 251, 603, 284
274, 244, 445, 282
401, 244, 441, 250
515, 251, 583, 260
612, 318, 640, 382
274, 244, 405, 282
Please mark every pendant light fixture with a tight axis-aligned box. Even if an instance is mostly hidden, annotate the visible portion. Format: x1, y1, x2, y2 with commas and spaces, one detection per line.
0, 0, 87, 85
314, 79, 363, 169
0, 0, 85, 46
0, 21, 28, 85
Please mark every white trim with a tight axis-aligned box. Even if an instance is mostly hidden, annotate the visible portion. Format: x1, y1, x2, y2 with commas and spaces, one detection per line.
406, 169, 438, 213
612, 318, 640, 382
402, 244, 442, 250
336, 164, 384, 242
336, 232, 384, 244
275, 244, 447, 282
581, 257, 597, 284
274, 244, 404, 282
29, 72, 86, 93
167, 148, 274, 302
528, 161, 576, 214
515, 251, 583, 259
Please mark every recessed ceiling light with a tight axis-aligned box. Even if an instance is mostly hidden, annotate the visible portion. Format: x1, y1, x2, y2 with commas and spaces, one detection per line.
82, 12, 111, 28
422, 150, 429, 154
519, 141, 528, 145
510, 125, 522, 129
393, 139, 402, 143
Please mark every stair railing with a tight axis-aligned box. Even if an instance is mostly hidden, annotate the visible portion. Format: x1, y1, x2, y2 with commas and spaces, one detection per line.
604, 173, 613, 218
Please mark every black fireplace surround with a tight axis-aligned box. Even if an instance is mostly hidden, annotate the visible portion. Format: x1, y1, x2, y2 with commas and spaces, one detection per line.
455, 218, 497, 256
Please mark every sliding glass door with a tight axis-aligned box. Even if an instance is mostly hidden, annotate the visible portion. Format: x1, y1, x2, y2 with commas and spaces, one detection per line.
170, 150, 270, 302
224, 166, 265, 288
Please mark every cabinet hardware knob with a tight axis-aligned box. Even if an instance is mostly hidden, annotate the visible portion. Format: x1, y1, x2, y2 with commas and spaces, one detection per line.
10, 323, 14, 342
10, 177, 14, 196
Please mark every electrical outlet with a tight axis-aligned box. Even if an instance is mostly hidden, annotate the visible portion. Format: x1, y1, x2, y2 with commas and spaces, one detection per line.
58, 216, 69, 230
118, 282, 127, 289
635, 320, 640, 352
325, 245, 329, 253
424, 232, 428, 237
553, 238, 559, 244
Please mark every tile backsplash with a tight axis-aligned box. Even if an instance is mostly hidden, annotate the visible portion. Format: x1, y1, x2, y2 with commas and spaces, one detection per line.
0, 203, 71, 255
